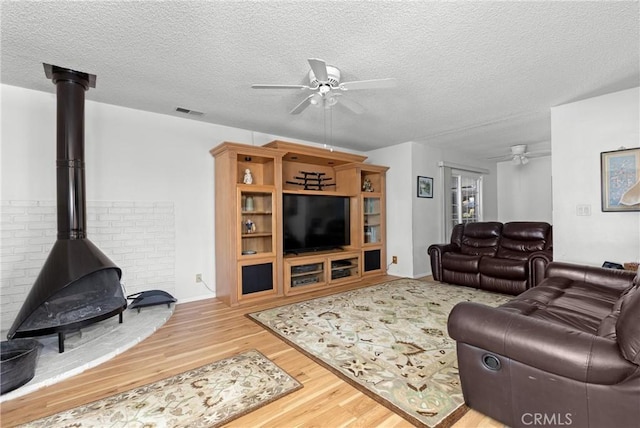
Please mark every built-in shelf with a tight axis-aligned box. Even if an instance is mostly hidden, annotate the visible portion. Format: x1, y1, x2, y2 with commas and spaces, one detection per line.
212, 140, 387, 306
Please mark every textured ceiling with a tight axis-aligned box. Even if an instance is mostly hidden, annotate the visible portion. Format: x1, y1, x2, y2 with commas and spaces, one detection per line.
1, 1, 638, 159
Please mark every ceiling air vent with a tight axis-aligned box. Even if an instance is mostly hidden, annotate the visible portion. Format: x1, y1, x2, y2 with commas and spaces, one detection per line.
175, 107, 204, 116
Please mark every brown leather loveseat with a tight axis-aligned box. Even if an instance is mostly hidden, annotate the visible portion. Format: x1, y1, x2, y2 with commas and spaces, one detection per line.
428, 221, 552, 295
448, 262, 640, 428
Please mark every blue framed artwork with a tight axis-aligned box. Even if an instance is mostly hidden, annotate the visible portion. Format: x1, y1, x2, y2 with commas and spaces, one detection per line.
601, 147, 640, 212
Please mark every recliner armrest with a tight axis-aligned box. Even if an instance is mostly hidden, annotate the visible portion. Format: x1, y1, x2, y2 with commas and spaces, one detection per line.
448, 302, 637, 384
427, 243, 460, 281
546, 262, 636, 292
528, 250, 553, 288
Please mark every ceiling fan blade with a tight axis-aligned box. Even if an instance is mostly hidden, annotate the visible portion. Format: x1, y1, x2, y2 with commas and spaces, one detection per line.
308, 58, 329, 82
338, 78, 398, 91
487, 154, 513, 161
251, 84, 309, 90
289, 94, 314, 115
335, 94, 365, 114
525, 151, 551, 158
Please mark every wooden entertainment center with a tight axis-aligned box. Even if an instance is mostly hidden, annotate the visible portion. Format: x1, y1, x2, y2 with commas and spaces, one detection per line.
210, 140, 388, 306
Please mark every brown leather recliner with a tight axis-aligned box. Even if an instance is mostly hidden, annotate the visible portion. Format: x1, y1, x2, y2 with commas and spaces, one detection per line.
428, 221, 552, 295
448, 262, 640, 428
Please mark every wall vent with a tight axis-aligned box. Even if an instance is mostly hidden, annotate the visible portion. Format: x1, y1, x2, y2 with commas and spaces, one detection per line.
175, 107, 204, 116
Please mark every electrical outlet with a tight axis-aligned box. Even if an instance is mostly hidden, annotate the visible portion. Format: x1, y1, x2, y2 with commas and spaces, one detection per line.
576, 204, 592, 216
195, 273, 202, 283
392, 256, 398, 264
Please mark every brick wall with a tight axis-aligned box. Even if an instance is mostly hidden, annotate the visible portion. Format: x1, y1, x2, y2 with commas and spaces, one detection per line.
0, 200, 176, 332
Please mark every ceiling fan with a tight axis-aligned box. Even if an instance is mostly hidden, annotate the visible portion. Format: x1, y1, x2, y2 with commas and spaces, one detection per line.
251, 58, 398, 115
489, 145, 551, 165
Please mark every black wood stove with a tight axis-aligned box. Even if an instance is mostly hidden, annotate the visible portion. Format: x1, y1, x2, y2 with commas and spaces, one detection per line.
6, 65, 127, 353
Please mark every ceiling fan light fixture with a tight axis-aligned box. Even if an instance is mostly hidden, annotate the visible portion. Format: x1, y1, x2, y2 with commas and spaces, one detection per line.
309, 93, 321, 105
325, 94, 338, 108
511, 154, 529, 165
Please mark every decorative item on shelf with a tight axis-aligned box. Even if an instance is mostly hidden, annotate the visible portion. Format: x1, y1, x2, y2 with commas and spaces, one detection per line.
364, 198, 376, 214
244, 219, 256, 234
286, 171, 336, 191
364, 226, 372, 243
244, 196, 254, 211
243, 168, 253, 184
362, 178, 374, 192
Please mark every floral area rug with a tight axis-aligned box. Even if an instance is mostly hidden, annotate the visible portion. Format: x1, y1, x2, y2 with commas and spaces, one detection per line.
248, 278, 512, 428
21, 349, 302, 427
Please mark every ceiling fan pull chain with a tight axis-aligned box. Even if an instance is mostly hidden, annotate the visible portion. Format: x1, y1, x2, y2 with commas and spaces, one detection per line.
329, 106, 334, 152
323, 104, 327, 149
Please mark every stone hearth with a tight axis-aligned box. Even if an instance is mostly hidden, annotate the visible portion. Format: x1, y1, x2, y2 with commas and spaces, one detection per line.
0, 304, 173, 403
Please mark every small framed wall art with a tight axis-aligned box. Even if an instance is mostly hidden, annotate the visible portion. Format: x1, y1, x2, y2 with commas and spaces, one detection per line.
601, 147, 640, 212
417, 176, 433, 198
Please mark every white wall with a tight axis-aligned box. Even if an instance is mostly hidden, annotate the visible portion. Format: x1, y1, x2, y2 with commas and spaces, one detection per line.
411, 142, 443, 278
0, 84, 369, 330
497, 155, 552, 223
551, 87, 640, 266
10, 83, 630, 320
366, 141, 497, 278
0, 85, 227, 317
365, 142, 414, 278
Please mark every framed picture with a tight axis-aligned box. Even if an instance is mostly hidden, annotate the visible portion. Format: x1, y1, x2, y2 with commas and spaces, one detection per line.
417, 176, 433, 198
601, 147, 640, 212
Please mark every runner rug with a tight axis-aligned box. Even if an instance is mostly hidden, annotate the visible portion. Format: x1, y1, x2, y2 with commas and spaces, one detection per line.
248, 278, 512, 428
21, 349, 302, 427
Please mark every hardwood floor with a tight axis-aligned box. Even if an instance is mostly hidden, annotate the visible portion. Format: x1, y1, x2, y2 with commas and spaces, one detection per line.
1, 276, 502, 427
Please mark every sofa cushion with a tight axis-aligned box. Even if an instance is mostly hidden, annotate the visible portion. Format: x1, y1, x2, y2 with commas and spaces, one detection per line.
460, 222, 502, 256
479, 256, 526, 280
442, 252, 482, 273
479, 276, 527, 295
499, 276, 620, 334
496, 222, 550, 261
616, 281, 640, 364
450, 223, 465, 247
597, 282, 638, 338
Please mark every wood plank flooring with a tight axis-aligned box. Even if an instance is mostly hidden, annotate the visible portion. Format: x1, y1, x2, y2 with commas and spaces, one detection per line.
1, 276, 502, 427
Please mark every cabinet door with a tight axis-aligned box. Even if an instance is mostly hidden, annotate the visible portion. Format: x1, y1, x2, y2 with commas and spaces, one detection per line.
362, 196, 382, 245
363, 248, 382, 274
284, 258, 327, 295
239, 187, 275, 257
239, 260, 276, 300
328, 253, 360, 284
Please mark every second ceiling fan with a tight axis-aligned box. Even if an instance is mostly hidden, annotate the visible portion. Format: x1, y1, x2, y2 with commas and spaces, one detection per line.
251, 58, 398, 115
488, 144, 551, 165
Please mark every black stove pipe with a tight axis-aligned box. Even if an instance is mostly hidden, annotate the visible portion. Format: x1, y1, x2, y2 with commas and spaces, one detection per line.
53, 66, 90, 240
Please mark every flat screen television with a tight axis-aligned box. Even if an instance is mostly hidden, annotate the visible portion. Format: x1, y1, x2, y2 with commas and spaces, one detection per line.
283, 193, 350, 254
